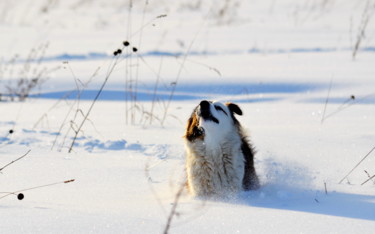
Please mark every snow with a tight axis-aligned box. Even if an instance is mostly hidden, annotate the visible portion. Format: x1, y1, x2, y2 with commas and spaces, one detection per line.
1, 0, 375, 233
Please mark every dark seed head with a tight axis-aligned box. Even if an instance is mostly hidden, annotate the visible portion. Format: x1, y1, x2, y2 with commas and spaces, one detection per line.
117, 49, 122, 54
17, 193, 24, 200
9, 129, 14, 134
351, 95, 355, 100
123, 41, 130, 46
132, 47, 138, 53
113, 51, 118, 56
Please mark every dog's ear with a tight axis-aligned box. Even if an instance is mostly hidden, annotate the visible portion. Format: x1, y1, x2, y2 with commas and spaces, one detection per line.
226, 103, 242, 116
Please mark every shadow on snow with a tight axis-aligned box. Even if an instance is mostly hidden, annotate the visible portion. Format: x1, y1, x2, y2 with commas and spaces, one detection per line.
18, 46, 375, 63
234, 158, 375, 221
238, 185, 375, 221
30, 82, 322, 102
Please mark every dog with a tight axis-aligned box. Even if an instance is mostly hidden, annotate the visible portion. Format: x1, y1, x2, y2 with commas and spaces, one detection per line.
184, 100, 259, 197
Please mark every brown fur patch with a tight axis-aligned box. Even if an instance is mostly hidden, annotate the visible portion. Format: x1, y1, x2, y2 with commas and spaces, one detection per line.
184, 112, 205, 141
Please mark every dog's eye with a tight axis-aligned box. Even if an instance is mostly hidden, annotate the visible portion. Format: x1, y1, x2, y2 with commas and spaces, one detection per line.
214, 105, 228, 115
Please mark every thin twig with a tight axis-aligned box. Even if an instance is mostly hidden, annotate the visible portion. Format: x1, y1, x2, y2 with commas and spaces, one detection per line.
150, 56, 164, 125
160, 26, 204, 126
0, 150, 31, 173
324, 181, 328, 195
321, 77, 333, 124
68, 56, 120, 153
339, 146, 375, 184
145, 161, 168, 216
130, 14, 168, 39
352, 0, 372, 60
364, 170, 375, 184
132, 0, 149, 124
361, 174, 375, 186
0, 179, 75, 200
163, 183, 185, 234
322, 92, 375, 122
52, 66, 99, 150
184, 57, 222, 77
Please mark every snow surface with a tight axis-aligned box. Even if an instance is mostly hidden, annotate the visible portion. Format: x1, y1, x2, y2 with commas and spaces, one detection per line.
1, 0, 375, 233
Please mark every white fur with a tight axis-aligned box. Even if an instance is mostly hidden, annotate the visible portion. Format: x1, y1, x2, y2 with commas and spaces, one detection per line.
185, 101, 245, 197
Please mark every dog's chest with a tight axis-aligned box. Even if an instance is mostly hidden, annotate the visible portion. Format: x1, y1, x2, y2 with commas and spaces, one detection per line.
194, 139, 244, 191
203, 140, 239, 172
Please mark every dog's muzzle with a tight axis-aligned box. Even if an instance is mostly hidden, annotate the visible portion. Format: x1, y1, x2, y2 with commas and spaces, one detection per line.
197, 100, 219, 124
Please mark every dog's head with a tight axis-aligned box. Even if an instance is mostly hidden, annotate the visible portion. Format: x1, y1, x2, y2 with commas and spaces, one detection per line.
185, 100, 242, 142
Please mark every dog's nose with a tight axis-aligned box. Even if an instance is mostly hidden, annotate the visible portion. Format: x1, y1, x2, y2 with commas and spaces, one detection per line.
200, 100, 210, 110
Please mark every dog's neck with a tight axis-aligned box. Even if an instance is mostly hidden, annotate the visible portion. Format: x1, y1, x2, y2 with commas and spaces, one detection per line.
201, 126, 241, 156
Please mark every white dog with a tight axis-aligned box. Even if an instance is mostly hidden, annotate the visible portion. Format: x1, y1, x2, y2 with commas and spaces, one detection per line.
184, 100, 259, 197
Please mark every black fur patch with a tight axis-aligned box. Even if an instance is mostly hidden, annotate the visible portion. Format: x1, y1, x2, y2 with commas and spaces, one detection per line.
241, 137, 260, 190
199, 100, 219, 124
